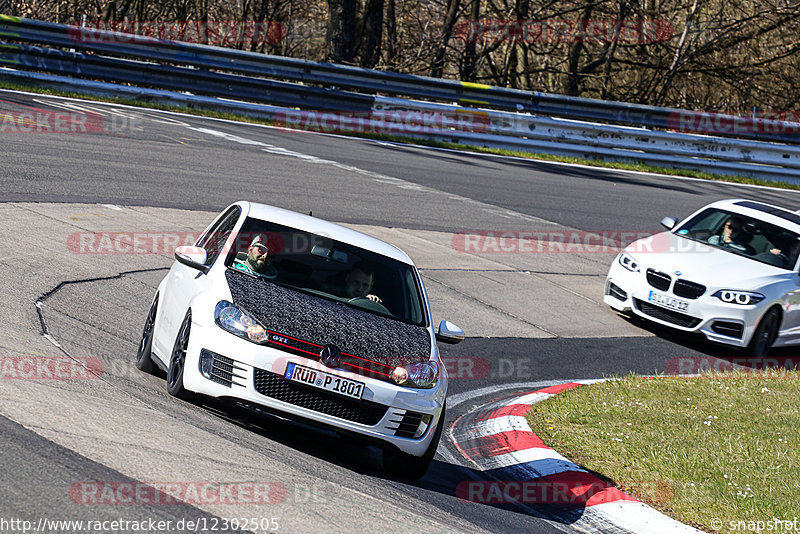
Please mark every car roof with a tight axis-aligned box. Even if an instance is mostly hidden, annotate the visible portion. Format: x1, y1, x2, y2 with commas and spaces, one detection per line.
703, 198, 800, 233
236, 201, 415, 265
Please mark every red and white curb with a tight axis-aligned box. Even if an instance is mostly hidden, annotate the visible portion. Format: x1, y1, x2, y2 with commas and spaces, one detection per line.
449, 381, 701, 533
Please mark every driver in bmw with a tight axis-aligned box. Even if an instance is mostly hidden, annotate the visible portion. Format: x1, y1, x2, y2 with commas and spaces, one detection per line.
233, 234, 278, 279
708, 217, 754, 253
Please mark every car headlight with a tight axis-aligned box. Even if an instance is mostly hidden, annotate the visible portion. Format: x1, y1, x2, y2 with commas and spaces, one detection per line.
391, 361, 439, 388
618, 252, 640, 272
712, 290, 765, 306
214, 301, 268, 343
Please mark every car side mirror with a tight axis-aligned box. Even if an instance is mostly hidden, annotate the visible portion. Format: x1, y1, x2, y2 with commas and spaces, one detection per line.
175, 245, 210, 274
436, 320, 465, 344
660, 216, 678, 230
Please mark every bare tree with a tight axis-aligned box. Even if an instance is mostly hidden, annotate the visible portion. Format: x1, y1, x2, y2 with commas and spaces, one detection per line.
325, 0, 356, 63
358, 0, 383, 68
385, 0, 397, 67
430, 0, 461, 77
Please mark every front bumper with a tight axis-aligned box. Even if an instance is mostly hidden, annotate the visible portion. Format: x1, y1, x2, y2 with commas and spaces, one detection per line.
604, 261, 766, 348
179, 321, 446, 456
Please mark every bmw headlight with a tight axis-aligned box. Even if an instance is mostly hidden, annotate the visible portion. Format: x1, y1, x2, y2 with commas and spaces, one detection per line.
391, 361, 439, 388
214, 301, 268, 343
618, 252, 640, 272
712, 290, 765, 306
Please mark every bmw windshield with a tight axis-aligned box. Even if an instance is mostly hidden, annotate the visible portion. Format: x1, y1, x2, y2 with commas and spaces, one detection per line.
224, 218, 427, 326
675, 208, 800, 270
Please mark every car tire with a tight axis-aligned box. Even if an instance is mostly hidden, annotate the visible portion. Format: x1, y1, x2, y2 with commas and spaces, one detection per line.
135, 294, 159, 374
382, 402, 445, 480
167, 310, 191, 398
747, 307, 780, 358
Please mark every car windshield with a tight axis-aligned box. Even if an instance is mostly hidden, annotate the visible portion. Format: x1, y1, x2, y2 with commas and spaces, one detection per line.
675, 208, 800, 270
225, 217, 427, 326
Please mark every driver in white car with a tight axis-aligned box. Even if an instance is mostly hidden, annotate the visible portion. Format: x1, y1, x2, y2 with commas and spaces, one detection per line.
233, 234, 278, 279
707, 217, 753, 252
343, 262, 382, 303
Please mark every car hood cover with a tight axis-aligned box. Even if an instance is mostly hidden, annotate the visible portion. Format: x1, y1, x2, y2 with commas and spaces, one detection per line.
225, 269, 432, 367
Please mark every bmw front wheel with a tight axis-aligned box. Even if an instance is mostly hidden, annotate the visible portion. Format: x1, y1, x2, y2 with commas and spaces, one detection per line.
747, 307, 780, 358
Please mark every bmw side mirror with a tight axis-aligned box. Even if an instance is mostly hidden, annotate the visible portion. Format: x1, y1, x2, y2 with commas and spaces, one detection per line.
175, 245, 210, 274
660, 216, 678, 230
436, 320, 465, 344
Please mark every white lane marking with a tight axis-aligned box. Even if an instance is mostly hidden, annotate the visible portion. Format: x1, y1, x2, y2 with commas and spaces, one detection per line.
32, 99, 104, 114
32, 99, 144, 123
187, 126, 558, 226
31, 99, 118, 118
102, 204, 123, 211
589, 502, 703, 533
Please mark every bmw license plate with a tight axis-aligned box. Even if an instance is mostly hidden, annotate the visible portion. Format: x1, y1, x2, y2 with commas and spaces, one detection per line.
284, 362, 365, 400
648, 290, 689, 312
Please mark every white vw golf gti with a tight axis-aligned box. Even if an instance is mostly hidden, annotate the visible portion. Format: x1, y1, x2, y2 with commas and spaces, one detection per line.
605, 199, 800, 357
136, 202, 464, 478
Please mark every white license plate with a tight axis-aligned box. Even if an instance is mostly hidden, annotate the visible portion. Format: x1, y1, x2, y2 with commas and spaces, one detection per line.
648, 290, 689, 312
284, 363, 365, 400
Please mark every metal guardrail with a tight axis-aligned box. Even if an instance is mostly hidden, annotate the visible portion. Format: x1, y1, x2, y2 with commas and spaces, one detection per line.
2, 15, 799, 145
0, 15, 798, 183
373, 98, 800, 180
1, 41, 374, 111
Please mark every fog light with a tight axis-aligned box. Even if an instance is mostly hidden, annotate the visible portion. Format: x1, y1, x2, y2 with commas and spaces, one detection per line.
415, 414, 433, 438
200, 350, 214, 379
391, 367, 409, 384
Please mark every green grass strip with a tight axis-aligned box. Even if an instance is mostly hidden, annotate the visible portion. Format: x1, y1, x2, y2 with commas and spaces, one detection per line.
527, 371, 800, 530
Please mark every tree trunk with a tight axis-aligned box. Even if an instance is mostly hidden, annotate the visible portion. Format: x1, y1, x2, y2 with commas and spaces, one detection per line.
564, 7, 593, 96
430, 0, 460, 78
460, 0, 480, 81
359, 0, 384, 68
655, 0, 701, 106
326, 0, 357, 63
600, 0, 631, 100
385, 0, 397, 68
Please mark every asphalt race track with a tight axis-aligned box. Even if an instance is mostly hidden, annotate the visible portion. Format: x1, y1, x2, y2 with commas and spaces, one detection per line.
2, 89, 799, 533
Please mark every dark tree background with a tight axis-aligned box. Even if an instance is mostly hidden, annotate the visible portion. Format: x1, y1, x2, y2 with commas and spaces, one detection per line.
8, 0, 800, 112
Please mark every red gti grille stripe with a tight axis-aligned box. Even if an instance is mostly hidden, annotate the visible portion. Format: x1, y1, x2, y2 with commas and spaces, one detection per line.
341, 351, 393, 368
268, 330, 393, 369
